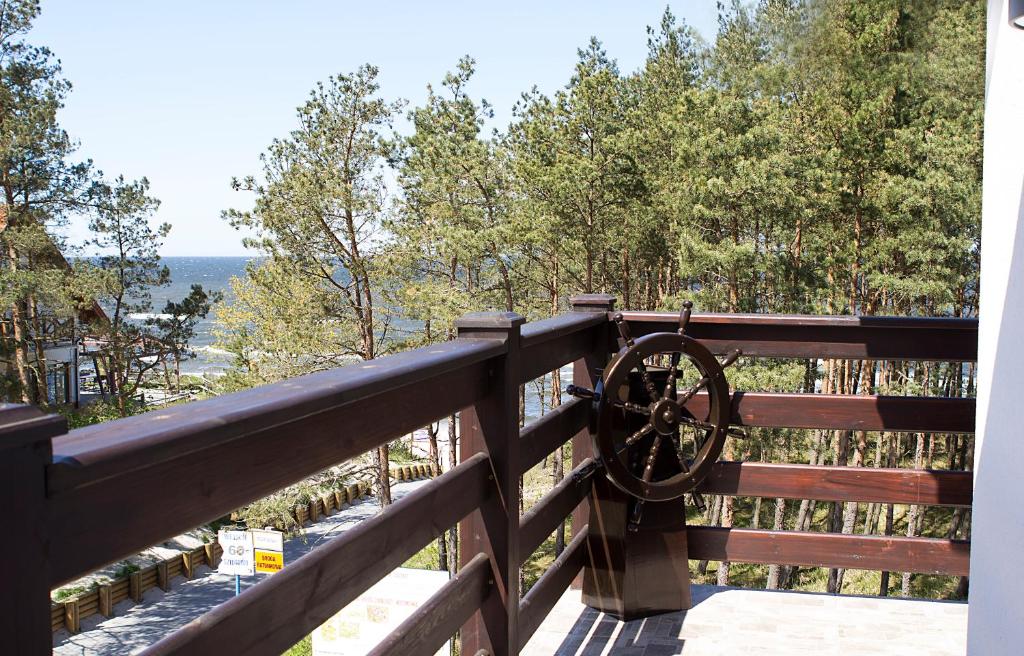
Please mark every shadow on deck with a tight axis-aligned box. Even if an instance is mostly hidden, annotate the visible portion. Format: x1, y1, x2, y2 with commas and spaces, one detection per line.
522, 584, 967, 656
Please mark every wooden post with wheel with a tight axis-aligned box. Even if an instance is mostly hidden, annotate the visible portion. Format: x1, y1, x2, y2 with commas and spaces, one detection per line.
570, 304, 743, 619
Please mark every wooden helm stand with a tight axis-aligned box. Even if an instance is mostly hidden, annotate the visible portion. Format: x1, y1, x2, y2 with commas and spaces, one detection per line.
567, 302, 743, 620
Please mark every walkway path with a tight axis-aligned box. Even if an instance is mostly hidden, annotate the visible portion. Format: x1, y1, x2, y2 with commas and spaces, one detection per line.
53, 479, 430, 655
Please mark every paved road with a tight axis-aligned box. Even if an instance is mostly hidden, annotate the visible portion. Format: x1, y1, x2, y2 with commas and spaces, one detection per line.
54, 479, 430, 655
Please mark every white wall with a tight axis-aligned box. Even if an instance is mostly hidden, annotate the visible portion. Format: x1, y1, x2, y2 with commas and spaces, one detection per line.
969, 2, 1024, 653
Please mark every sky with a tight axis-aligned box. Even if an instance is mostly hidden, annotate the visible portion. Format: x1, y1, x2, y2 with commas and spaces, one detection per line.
32, 1, 720, 256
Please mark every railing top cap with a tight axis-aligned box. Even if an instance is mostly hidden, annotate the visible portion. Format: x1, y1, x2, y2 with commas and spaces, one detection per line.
455, 311, 526, 329
570, 294, 617, 310
0, 403, 67, 451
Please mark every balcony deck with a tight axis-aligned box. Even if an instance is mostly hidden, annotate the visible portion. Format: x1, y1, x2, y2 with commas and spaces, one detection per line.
522, 585, 967, 656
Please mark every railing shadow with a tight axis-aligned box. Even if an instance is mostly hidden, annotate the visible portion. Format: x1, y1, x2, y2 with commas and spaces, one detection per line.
545, 603, 688, 655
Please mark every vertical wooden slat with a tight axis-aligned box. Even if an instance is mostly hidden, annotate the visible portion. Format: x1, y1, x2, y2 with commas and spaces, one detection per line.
130, 571, 143, 602
457, 312, 523, 656
0, 405, 64, 655
182, 552, 194, 579
204, 543, 218, 569
63, 600, 80, 634
98, 584, 113, 618
568, 295, 615, 588
157, 561, 170, 591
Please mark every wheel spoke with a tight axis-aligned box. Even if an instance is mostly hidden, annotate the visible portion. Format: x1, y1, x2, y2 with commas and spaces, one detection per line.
615, 422, 655, 457
634, 361, 660, 403
624, 422, 654, 447
662, 351, 682, 400
641, 435, 663, 483
665, 433, 692, 475
611, 399, 652, 416
679, 415, 716, 431
666, 437, 707, 512
676, 375, 711, 406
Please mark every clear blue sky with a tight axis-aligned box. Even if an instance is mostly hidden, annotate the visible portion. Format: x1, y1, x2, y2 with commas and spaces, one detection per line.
33, 1, 719, 256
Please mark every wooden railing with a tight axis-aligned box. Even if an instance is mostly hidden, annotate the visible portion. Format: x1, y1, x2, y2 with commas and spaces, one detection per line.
0, 296, 976, 655
624, 310, 975, 581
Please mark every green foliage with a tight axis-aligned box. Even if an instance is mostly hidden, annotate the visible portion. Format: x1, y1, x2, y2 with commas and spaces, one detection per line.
282, 635, 312, 656
58, 399, 134, 429
53, 584, 92, 602
219, 65, 403, 387
112, 561, 140, 579
0, 0, 94, 403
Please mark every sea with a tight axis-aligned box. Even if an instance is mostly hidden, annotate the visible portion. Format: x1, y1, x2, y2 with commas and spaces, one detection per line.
143, 256, 571, 421
142, 256, 254, 374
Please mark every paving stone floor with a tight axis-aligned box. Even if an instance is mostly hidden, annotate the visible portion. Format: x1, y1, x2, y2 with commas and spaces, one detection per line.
521, 584, 967, 656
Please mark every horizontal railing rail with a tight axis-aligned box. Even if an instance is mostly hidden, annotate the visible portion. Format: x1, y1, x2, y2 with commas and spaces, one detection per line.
367, 553, 493, 656
47, 338, 504, 586
698, 461, 973, 507
687, 526, 970, 576
684, 392, 975, 434
620, 311, 978, 361
519, 459, 595, 562
142, 453, 494, 655
518, 526, 590, 651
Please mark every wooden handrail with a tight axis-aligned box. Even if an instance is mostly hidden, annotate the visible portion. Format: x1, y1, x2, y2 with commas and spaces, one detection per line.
620, 311, 978, 361
698, 461, 973, 507
50, 338, 504, 492
140, 453, 494, 656
47, 338, 503, 586
519, 312, 606, 382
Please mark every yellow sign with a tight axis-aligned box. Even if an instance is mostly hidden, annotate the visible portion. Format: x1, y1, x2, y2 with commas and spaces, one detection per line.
254, 549, 284, 573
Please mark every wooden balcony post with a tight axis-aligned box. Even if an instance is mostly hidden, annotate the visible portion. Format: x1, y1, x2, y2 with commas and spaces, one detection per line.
568, 294, 616, 587
456, 312, 524, 656
0, 404, 66, 655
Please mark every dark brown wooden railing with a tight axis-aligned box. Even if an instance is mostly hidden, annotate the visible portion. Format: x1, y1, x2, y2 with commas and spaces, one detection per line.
0, 296, 976, 656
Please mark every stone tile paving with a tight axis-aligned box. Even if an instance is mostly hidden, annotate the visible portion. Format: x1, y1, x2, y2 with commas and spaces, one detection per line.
521, 584, 967, 656
53, 478, 429, 655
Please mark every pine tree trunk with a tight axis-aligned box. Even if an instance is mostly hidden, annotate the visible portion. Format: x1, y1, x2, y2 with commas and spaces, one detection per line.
697, 495, 722, 576
447, 414, 458, 573
374, 445, 392, 506
766, 498, 786, 589
552, 366, 566, 556
28, 295, 49, 403
717, 467, 733, 585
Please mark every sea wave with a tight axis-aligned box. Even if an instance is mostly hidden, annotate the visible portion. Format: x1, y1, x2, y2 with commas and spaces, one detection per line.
128, 312, 173, 321
193, 345, 233, 357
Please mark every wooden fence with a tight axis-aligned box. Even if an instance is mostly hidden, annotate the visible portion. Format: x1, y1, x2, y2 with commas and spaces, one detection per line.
0, 296, 977, 656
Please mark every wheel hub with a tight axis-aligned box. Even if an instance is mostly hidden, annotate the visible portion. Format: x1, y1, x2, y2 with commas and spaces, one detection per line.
650, 398, 681, 435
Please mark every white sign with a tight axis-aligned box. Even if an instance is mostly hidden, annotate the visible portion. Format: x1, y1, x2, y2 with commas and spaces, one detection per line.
312, 568, 449, 656
217, 529, 254, 576
251, 528, 284, 552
